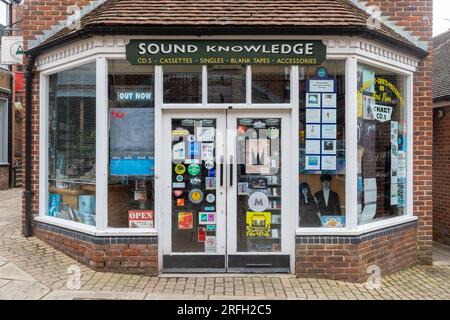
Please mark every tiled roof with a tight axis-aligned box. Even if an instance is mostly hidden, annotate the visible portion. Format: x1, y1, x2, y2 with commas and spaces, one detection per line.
31, 0, 425, 55
433, 30, 450, 101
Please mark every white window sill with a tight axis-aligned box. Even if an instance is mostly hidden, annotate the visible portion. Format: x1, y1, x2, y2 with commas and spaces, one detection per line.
296, 215, 418, 236
34, 215, 158, 237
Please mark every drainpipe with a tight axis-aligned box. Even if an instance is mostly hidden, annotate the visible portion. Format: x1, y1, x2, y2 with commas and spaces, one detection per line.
24, 54, 35, 237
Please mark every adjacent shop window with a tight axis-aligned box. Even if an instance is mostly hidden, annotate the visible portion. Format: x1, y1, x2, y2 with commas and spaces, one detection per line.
298, 61, 346, 228
163, 66, 202, 103
252, 66, 290, 103
108, 60, 155, 228
357, 64, 407, 224
48, 63, 96, 225
207, 65, 246, 103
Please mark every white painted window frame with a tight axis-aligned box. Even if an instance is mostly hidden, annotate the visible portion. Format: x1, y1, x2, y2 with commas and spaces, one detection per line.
35, 37, 417, 239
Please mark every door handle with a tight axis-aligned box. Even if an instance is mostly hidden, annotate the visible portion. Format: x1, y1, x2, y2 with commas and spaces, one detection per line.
229, 155, 233, 187
219, 156, 224, 187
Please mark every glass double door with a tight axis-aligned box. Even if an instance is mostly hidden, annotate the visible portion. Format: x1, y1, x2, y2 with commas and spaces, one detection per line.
162, 110, 291, 273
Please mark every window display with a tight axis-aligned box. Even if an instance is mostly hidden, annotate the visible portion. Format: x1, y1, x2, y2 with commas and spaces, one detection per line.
48, 63, 96, 225
108, 60, 155, 228
357, 63, 407, 224
298, 61, 346, 228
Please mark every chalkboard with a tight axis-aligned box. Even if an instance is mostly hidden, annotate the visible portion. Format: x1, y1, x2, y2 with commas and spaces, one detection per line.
110, 108, 155, 157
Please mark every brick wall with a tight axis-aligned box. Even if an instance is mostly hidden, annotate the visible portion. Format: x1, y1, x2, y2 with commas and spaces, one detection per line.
433, 105, 450, 245
296, 222, 418, 282
0, 164, 9, 190
359, 0, 434, 264
34, 221, 158, 274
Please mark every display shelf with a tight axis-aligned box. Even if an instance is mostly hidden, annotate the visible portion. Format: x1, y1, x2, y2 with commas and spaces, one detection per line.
49, 178, 96, 185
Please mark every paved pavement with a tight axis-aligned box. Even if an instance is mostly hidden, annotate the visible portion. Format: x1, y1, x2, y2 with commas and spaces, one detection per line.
0, 188, 449, 300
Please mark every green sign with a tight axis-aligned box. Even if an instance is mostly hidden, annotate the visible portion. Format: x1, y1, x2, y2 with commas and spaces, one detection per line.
188, 164, 201, 176
126, 40, 326, 66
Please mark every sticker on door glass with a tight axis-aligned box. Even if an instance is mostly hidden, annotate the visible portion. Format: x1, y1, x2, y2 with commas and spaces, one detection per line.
199, 212, 216, 225
188, 164, 201, 176
189, 189, 204, 204
246, 212, 271, 238
206, 193, 215, 203
205, 236, 216, 253
178, 212, 193, 230
174, 164, 186, 175
196, 127, 215, 142
248, 192, 269, 212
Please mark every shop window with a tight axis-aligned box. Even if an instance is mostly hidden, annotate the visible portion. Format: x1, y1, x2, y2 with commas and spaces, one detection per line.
357, 64, 407, 224
207, 65, 246, 103
107, 60, 155, 228
298, 61, 346, 228
252, 66, 290, 104
48, 63, 97, 225
163, 66, 202, 103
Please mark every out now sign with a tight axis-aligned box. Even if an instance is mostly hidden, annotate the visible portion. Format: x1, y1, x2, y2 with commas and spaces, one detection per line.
1, 36, 23, 65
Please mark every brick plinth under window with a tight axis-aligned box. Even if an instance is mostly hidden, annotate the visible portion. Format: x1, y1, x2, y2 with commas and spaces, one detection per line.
34, 221, 158, 275
295, 222, 418, 283
0, 164, 9, 190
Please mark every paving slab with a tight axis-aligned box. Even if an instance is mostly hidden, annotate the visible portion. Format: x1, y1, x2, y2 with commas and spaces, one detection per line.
43, 290, 147, 300
0, 280, 50, 300
145, 293, 209, 300
0, 262, 37, 282
0, 256, 8, 267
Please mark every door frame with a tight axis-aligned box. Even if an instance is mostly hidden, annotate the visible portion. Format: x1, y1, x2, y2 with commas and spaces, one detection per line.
161, 108, 295, 273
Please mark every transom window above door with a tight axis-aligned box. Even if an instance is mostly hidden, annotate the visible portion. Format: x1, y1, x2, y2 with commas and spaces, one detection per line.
162, 65, 291, 106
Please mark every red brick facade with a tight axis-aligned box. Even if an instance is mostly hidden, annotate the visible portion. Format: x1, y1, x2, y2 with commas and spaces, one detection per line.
21, 0, 433, 279
0, 164, 9, 190
433, 105, 450, 245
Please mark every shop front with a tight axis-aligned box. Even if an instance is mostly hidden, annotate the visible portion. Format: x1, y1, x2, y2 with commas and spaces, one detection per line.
24, 1, 430, 282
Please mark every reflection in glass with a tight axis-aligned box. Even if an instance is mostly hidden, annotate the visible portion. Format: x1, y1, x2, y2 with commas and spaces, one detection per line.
252, 66, 290, 103
236, 118, 282, 252
171, 119, 217, 253
48, 63, 96, 226
208, 65, 246, 103
164, 66, 202, 103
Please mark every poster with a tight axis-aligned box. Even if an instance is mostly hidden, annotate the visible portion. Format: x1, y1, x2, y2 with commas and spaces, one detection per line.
390, 121, 399, 205
321, 156, 336, 171
128, 210, 154, 228
364, 178, 377, 204
305, 140, 321, 154
322, 125, 337, 139
306, 93, 321, 108
246, 212, 271, 237
177, 211, 193, 230
397, 151, 407, 208
196, 127, 215, 142
360, 204, 377, 223
306, 109, 321, 123
308, 79, 335, 93
363, 95, 375, 120
322, 93, 337, 108
322, 140, 336, 155
306, 124, 321, 139
362, 68, 375, 93
172, 142, 185, 161
305, 155, 320, 171
245, 139, 271, 174
321, 109, 336, 123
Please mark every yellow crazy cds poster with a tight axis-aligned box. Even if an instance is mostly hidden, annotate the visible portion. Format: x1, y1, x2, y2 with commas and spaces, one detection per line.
246, 212, 271, 237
